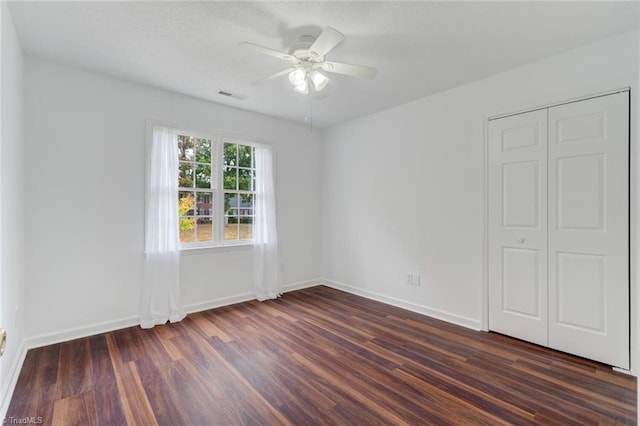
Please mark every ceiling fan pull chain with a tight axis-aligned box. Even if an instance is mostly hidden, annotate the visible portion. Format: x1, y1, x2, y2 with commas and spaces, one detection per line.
309, 96, 313, 132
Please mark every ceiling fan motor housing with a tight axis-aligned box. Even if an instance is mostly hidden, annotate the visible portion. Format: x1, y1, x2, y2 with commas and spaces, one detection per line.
289, 35, 324, 62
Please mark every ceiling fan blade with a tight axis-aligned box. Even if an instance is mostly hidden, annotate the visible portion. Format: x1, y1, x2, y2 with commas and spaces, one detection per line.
321, 61, 377, 79
239, 42, 295, 62
308, 27, 344, 58
250, 68, 296, 86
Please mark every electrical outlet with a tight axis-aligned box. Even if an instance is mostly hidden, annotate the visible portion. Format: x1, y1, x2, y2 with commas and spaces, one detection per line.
406, 272, 421, 286
279, 263, 285, 272
412, 273, 421, 287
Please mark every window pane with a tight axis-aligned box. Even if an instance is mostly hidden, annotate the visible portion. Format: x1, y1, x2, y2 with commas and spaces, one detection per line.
224, 193, 235, 215
178, 135, 195, 161
240, 193, 254, 210
178, 162, 194, 188
238, 144, 253, 168
238, 168, 253, 191
224, 166, 237, 190
224, 143, 237, 166
196, 217, 213, 242
195, 164, 211, 189
196, 192, 212, 216
224, 192, 238, 240
238, 194, 254, 240
179, 192, 195, 216
179, 217, 195, 243
225, 220, 239, 240
240, 217, 253, 240
239, 193, 254, 240
195, 138, 211, 163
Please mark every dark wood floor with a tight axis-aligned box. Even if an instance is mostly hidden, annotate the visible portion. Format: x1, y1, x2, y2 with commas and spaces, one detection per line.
7, 286, 636, 425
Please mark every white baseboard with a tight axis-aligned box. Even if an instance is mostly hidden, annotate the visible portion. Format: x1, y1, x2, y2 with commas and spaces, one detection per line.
183, 292, 255, 315
282, 279, 321, 293
26, 316, 140, 350
320, 278, 482, 331
185, 280, 323, 314
0, 340, 28, 421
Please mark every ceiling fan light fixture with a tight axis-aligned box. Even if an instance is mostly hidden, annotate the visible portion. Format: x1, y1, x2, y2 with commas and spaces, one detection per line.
293, 78, 309, 94
288, 68, 306, 86
289, 68, 311, 94
310, 71, 329, 91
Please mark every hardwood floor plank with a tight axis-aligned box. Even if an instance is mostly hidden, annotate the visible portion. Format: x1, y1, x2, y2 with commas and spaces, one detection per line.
397, 362, 538, 425
93, 382, 127, 426
210, 338, 293, 409
106, 334, 158, 426
7, 346, 59, 420
51, 392, 98, 426
247, 299, 299, 323
510, 360, 636, 422
460, 355, 608, 424
274, 321, 456, 424
392, 368, 512, 425
189, 312, 233, 342
88, 335, 117, 389
140, 365, 191, 425
291, 351, 412, 425
6, 286, 636, 425
276, 296, 376, 343
55, 338, 93, 400
404, 318, 521, 361
594, 366, 637, 387
352, 314, 471, 362
221, 330, 343, 415
173, 325, 291, 425
514, 358, 634, 404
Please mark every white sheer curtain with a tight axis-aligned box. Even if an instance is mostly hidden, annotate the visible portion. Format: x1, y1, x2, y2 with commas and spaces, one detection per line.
253, 144, 281, 300
141, 126, 186, 328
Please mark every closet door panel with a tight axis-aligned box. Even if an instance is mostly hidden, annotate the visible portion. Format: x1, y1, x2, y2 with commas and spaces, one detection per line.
488, 110, 548, 346
557, 153, 604, 230
548, 92, 629, 369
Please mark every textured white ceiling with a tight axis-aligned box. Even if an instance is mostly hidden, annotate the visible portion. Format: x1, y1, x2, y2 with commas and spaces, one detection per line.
8, 1, 640, 128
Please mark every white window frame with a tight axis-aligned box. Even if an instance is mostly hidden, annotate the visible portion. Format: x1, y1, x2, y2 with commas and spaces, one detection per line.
176, 129, 258, 250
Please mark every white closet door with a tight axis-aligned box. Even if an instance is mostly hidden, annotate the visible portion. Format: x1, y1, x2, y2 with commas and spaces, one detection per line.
488, 110, 548, 347
548, 92, 629, 369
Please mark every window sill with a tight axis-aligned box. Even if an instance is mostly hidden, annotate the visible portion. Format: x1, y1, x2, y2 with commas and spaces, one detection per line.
180, 243, 253, 256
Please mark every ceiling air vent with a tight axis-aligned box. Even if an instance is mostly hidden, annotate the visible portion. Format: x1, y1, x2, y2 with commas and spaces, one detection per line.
217, 89, 246, 101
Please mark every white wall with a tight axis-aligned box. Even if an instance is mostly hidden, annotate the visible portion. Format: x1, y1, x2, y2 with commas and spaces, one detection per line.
0, 2, 25, 416
322, 30, 638, 333
23, 57, 322, 343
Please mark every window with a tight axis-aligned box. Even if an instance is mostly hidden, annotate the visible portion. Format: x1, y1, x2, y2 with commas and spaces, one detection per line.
177, 132, 256, 248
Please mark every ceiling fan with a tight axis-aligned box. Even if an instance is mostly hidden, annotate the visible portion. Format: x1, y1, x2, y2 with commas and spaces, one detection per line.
239, 27, 377, 94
